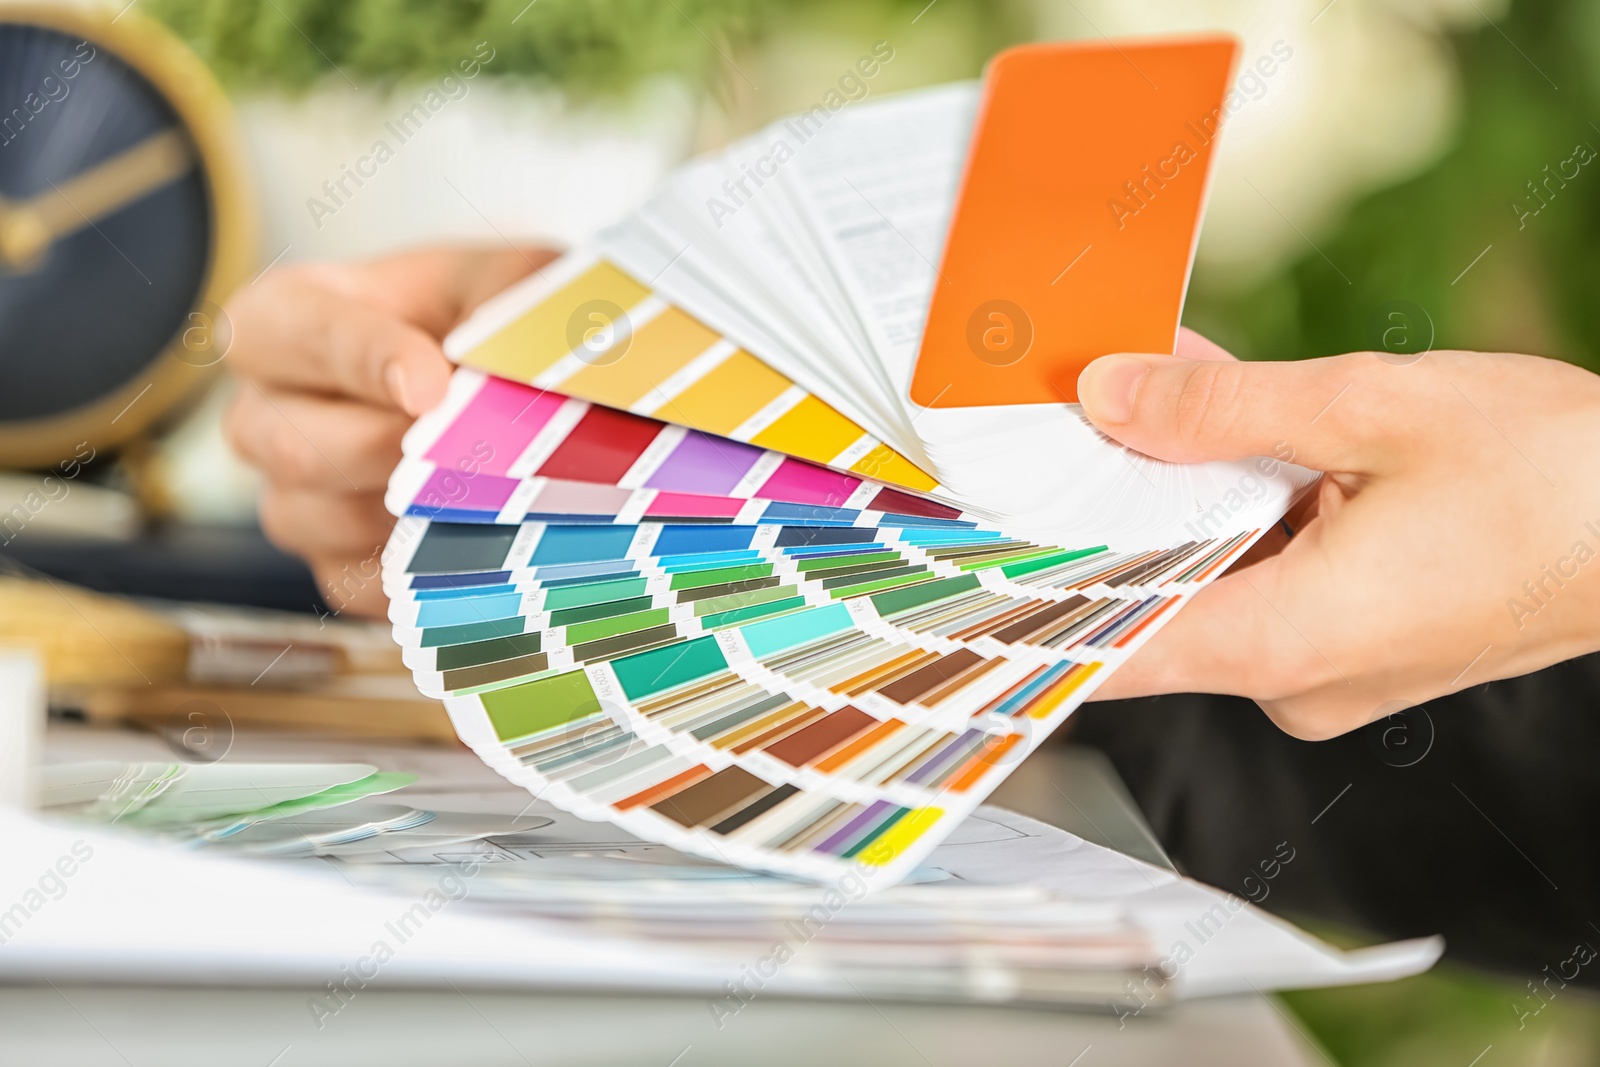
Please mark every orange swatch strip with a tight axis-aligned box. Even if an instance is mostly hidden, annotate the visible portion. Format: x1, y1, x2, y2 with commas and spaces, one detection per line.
912, 35, 1238, 407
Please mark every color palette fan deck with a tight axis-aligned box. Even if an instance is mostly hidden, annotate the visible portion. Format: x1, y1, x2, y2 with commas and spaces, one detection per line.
381, 53, 1314, 887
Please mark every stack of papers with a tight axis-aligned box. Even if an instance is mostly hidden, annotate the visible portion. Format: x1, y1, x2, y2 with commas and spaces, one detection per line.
379, 47, 1317, 885
6, 753, 1442, 1006
44, 759, 1162, 1000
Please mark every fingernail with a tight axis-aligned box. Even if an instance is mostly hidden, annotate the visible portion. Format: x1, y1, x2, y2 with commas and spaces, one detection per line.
1077, 354, 1152, 425
385, 362, 412, 414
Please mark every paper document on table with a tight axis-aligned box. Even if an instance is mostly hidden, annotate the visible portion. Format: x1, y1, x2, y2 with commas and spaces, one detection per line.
0, 797, 1440, 1005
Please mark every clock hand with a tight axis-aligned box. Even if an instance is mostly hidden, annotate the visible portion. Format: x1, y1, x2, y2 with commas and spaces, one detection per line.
0, 196, 52, 271
0, 128, 194, 271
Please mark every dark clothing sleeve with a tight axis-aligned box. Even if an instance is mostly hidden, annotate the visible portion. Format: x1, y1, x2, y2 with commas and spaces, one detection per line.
1069, 651, 1600, 983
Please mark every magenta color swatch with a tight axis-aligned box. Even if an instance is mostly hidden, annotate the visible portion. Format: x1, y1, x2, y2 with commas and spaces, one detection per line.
424, 376, 565, 477
754, 458, 861, 506
414, 467, 515, 512
645, 492, 745, 519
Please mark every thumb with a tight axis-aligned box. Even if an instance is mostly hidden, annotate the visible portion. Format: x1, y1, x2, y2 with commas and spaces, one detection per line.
1174, 325, 1238, 363
1074, 351, 1393, 472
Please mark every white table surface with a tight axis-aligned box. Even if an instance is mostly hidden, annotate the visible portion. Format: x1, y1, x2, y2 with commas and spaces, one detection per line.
0, 726, 1327, 1066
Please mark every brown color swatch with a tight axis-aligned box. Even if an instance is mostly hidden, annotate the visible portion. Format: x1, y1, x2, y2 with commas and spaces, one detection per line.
764, 706, 877, 767
651, 765, 771, 827
875, 649, 983, 705
991, 596, 1091, 645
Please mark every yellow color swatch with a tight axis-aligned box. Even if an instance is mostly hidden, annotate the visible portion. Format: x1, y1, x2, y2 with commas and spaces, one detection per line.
1026, 662, 1102, 720
560, 307, 721, 409
458, 261, 649, 381
750, 395, 862, 462
849, 445, 938, 493
856, 807, 944, 867
652, 349, 789, 436
458, 256, 944, 493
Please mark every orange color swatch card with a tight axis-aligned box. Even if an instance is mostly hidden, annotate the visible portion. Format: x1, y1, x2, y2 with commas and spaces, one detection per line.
910, 34, 1239, 408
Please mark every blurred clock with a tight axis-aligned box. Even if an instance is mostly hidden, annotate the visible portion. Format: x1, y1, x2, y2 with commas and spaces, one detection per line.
0, 2, 253, 468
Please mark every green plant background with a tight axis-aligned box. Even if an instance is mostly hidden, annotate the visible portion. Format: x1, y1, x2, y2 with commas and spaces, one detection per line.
1184, 0, 1600, 376
150, 0, 1600, 376
149, 2, 1600, 1060
146, 0, 762, 95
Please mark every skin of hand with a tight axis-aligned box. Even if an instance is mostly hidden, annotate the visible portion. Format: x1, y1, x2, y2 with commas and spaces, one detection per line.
224, 246, 553, 619
1074, 329, 1600, 740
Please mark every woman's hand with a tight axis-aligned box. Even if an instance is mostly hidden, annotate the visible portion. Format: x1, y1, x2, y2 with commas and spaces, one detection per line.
1077, 337, 1600, 739
224, 246, 553, 618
